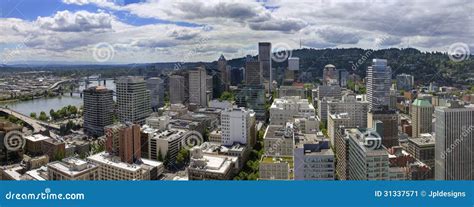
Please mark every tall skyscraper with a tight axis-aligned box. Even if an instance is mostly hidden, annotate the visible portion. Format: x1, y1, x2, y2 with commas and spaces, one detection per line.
258, 42, 272, 92
105, 123, 141, 164
218, 54, 228, 88
367, 59, 392, 111
83, 86, 114, 137
245, 61, 262, 85
221, 107, 256, 146
435, 102, 474, 180
411, 99, 434, 138
189, 67, 210, 107
169, 75, 185, 104
116, 76, 152, 124
146, 77, 164, 111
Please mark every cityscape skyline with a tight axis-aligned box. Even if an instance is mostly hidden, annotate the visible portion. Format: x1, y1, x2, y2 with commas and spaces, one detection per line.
1, 0, 473, 64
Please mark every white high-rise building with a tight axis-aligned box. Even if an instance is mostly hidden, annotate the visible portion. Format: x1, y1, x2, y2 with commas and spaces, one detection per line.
270, 96, 315, 125
221, 107, 256, 146
189, 67, 210, 107
435, 102, 474, 180
367, 59, 392, 111
116, 76, 152, 124
288, 57, 299, 71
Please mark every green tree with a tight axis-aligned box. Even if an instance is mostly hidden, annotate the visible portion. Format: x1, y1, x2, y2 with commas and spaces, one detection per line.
219, 91, 234, 101
39, 111, 48, 121
50, 109, 57, 120
30, 112, 37, 119
176, 148, 189, 168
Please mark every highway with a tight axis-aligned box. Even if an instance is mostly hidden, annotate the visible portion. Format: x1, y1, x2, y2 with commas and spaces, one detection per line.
0, 107, 60, 133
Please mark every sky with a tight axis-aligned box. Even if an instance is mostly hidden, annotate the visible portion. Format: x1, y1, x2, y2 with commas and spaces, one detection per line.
0, 0, 472, 64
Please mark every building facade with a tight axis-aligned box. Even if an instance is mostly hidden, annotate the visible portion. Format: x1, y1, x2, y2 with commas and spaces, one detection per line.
83, 86, 114, 137
116, 76, 152, 124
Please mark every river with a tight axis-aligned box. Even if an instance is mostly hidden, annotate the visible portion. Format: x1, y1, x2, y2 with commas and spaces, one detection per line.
0, 79, 116, 116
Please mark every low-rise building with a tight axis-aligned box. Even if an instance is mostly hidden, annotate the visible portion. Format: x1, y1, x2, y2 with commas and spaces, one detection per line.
47, 157, 99, 180
263, 123, 295, 156
187, 146, 238, 180
259, 156, 293, 180
294, 134, 334, 180
270, 96, 315, 125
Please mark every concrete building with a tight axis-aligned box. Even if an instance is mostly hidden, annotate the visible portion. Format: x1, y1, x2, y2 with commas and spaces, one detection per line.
145, 127, 187, 164
41, 139, 65, 161
83, 86, 114, 137
270, 96, 315, 125
47, 157, 99, 180
327, 94, 369, 127
209, 129, 222, 143
221, 107, 256, 146
277, 85, 306, 99
288, 57, 299, 71
346, 128, 390, 180
294, 134, 334, 180
367, 59, 392, 111
258, 42, 272, 92
411, 99, 434, 138
104, 123, 141, 164
169, 75, 186, 104
294, 116, 319, 134
24, 134, 50, 156
87, 152, 163, 180
407, 133, 435, 178
189, 67, 211, 107
245, 61, 262, 85
188, 146, 238, 180
145, 115, 170, 131
146, 77, 165, 111
116, 76, 152, 124
396, 73, 414, 91
328, 113, 351, 146
218, 54, 229, 88
259, 156, 293, 180
368, 108, 399, 148
335, 127, 350, 180
435, 102, 474, 180
317, 85, 342, 100
263, 123, 295, 156
323, 64, 338, 85
337, 69, 349, 87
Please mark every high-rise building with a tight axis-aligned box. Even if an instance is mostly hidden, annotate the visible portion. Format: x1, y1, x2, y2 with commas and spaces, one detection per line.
411, 99, 434, 138
258, 42, 272, 92
245, 61, 262, 85
346, 127, 389, 180
396, 73, 414, 91
323, 64, 338, 85
317, 85, 342, 100
189, 67, 210, 107
169, 75, 185, 104
221, 107, 256, 146
435, 102, 474, 180
288, 57, 299, 71
270, 96, 315, 125
367, 59, 392, 111
294, 135, 334, 180
146, 77, 165, 111
335, 127, 349, 180
367, 108, 399, 148
230, 67, 244, 86
407, 133, 435, 179
218, 54, 228, 88
337, 69, 349, 87
83, 86, 114, 137
235, 85, 266, 120
116, 76, 152, 124
105, 123, 141, 164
